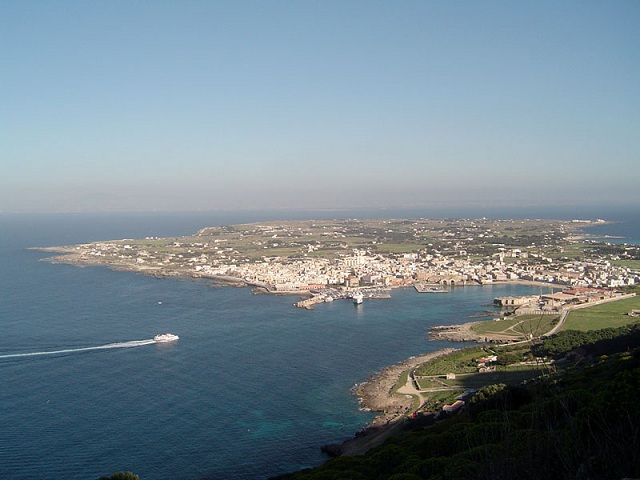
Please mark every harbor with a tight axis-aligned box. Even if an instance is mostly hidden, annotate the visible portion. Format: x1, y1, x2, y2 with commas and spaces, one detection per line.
295, 288, 392, 309
414, 284, 448, 293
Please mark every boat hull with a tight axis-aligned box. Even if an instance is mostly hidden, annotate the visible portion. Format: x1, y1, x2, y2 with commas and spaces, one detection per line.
154, 333, 179, 343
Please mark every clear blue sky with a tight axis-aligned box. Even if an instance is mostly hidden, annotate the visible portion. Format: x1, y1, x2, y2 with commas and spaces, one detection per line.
2, 1, 639, 212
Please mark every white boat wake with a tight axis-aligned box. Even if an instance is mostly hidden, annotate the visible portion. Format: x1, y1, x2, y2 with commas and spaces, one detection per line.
0, 339, 158, 359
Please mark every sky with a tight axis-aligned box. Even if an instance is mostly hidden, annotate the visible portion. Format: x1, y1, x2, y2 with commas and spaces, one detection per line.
2, 1, 639, 213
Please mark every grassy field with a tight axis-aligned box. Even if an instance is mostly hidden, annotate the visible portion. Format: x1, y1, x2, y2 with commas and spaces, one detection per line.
562, 295, 640, 331
414, 348, 484, 376
610, 259, 640, 270
547, 243, 588, 260
416, 366, 543, 391
402, 295, 639, 418
466, 295, 639, 338
470, 314, 559, 339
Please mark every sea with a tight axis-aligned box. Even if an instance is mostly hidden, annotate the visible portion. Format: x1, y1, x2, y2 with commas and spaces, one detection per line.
0, 206, 638, 480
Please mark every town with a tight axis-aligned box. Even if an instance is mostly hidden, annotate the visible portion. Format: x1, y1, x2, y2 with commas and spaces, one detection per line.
40, 217, 640, 311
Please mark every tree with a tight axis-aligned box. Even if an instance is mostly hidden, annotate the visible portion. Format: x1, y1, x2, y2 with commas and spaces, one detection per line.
98, 472, 139, 480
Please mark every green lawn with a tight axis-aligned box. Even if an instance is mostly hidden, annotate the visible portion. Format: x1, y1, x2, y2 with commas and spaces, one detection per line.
562, 296, 640, 331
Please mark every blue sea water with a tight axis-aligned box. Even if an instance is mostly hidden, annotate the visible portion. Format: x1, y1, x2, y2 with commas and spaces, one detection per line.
0, 207, 638, 480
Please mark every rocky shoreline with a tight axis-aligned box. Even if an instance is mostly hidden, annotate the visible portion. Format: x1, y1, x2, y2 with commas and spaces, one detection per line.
322, 348, 457, 457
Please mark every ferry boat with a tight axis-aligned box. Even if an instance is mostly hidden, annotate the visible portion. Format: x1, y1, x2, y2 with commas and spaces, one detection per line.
154, 333, 179, 343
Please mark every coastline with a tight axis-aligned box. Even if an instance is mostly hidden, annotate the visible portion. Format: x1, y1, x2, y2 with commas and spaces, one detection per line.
323, 348, 457, 457
34, 244, 602, 457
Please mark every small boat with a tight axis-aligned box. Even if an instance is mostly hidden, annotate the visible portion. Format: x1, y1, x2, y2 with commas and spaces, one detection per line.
352, 293, 364, 305
154, 333, 179, 343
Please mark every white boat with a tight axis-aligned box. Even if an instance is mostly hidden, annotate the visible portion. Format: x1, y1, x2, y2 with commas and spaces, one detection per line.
154, 333, 179, 343
353, 293, 364, 305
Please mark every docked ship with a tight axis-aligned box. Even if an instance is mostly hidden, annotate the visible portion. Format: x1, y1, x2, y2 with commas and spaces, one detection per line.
154, 333, 179, 343
352, 293, 364, 305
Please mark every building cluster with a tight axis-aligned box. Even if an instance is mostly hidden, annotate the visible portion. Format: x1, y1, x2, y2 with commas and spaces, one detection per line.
189, 246, 637, 293
225, 251, 640, 291
63, 222, 639, 295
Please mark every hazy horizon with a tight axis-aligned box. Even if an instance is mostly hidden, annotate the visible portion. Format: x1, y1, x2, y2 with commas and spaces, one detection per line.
2, 1, 639, 213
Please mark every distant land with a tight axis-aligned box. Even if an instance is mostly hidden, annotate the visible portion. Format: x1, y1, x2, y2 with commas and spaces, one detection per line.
36, 216, 640, 477
37, 217, 639, 308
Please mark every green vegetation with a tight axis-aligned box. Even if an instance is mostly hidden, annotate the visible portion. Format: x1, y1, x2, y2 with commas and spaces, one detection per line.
414, 348, 480, 376
48, 217, 590, 269
48, 218, 639, 480
470, 314, 559, 339
276, 298, 640, 479
412, 345, 542, 398
467, 292, 638, 343
420, 367, 542, 392
420, 391, 461, 412
546, 242, 588, 261
98, 472, 139, 480
610, 259, 640, 269
536, 324, 640, 357
562, 296, 640, 331
622, 285, 640, 295
393, 370, 412, 394
585, 243, 640, 260
275, 344, 640, 480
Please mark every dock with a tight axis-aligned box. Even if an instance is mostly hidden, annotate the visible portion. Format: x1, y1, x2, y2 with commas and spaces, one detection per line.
415, 284, 448, 293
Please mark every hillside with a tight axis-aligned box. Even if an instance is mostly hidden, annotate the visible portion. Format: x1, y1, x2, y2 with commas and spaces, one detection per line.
274, 328, 640, 480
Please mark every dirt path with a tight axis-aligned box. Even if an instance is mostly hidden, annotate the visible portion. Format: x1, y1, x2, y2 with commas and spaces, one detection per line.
323, 348, 457, 457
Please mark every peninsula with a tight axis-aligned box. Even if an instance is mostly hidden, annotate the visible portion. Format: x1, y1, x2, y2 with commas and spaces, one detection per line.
37, 217, 639, 305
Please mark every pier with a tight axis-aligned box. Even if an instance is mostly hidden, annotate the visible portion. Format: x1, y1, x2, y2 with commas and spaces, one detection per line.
415, 284, 448, 293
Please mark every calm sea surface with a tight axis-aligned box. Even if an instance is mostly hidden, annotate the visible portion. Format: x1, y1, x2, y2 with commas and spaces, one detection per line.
0, 207, 637, 479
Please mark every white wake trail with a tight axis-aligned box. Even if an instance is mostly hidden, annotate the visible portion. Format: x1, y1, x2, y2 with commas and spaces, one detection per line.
0, 339, 157, 359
